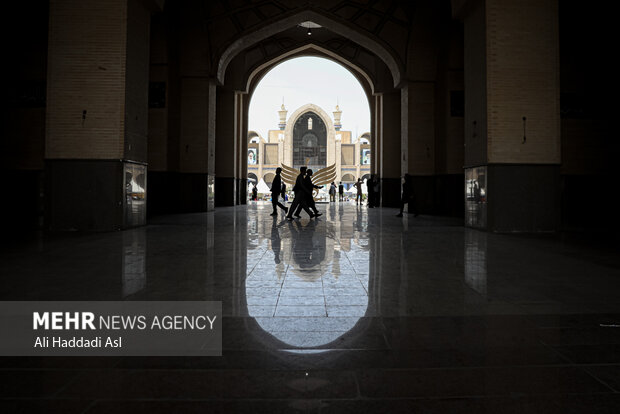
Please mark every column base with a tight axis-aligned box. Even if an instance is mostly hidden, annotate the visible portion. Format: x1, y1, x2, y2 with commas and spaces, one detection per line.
215, 176, 237, 207
435, 174, 465, 217
395, 174, 465, 216
45, 159, 147, 231
237, 178, 247, 205
465, 164, 560, 232
3, 169, 44, 231
147, 171, 214, 215
380, 177, 401, 208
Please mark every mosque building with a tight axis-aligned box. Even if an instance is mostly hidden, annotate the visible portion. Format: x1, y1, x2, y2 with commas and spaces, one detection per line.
247, 103, 371, 191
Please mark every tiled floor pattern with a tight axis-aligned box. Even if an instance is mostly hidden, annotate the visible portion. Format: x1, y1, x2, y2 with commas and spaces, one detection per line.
1, 202, 619, 412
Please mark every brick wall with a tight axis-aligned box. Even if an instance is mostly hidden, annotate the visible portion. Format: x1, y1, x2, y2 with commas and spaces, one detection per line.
485, 0, 560, 164
124, 0, 151, 163
147, 14, 169, 171
179, 78, 212, 173
463, 0, 487, 168
46, 0, 128, 160
402, 82, 436, 175
147, 64, 168, 171
444, 70, 465, 174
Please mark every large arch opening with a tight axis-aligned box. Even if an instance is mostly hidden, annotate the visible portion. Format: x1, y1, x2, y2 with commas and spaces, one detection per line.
212, 7, 406, 209
211, 8, 410, 347
246, 56, 373, 202
241, 55, 374, 348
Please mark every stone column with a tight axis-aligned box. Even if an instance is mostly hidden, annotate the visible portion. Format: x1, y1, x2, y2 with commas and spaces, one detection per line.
177, 77, 217, 212
372, 95, 381, 177
335, 133, 342, 183
45, 0, 154, 231
237, 92, 249, 204
401, 81, 436, 213
355, 141, 360, 181
215, 85, 237, 206
461, 0, 560, 231
380, 90, 402, 207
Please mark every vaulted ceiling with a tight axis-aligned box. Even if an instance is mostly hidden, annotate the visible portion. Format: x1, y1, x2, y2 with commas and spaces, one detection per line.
202, 0, 415, 67
166, 1, 426, 90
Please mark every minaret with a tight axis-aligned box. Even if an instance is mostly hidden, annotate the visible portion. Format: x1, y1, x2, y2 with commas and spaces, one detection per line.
333, 105, 342, 131
278, 104, 288, 130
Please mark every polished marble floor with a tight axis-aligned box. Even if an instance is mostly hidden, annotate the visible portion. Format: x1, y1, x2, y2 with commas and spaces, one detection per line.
1, 202, 620, 413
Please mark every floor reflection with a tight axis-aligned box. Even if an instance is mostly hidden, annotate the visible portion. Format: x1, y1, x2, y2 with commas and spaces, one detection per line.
122, 230, 146, 297
4, 203, 620, 411
245, 204, 370, 348
464, 229, 487, 297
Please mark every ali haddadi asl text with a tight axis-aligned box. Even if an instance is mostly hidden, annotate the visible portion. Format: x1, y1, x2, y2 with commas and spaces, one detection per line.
34, 336, 121, 348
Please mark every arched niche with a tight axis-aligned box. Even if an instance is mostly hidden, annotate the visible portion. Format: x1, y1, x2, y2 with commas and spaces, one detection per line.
283, 104, 336, 170
263, 172, 275, 185
292, 111, 327, 169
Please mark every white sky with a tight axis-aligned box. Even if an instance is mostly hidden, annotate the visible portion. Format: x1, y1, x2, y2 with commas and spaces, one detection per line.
248, 56, 370, 140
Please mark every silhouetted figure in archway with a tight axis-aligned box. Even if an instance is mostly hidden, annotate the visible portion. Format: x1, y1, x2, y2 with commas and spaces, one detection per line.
329, 182, 337, 202
270, 167, 288, 216
286, 166, 313, 220
354, 178, 363, 205
397, 173, 418, 217
293, 169, 323, 218
338, 182, 344, 201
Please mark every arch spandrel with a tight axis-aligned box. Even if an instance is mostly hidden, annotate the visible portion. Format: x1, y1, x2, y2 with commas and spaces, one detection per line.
217, 9, 404, 88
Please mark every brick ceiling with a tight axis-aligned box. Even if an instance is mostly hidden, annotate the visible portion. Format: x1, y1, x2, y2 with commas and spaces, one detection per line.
199, 0, 416, 85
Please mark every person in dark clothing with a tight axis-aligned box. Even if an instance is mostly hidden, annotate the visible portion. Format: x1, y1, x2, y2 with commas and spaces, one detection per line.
293, 169, 323, 217
338, 182, 344, 201
354, 178, 363, 205
270, 167, 288, 216
396, 173, 418, 217
286, 167, 314, 220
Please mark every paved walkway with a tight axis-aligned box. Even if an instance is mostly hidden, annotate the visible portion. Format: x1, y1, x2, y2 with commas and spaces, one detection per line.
1, 202, 619, 412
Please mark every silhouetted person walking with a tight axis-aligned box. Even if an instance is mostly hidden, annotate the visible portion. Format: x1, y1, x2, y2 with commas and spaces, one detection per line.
338, 182, 344, 201
286, 166, 314, 220
294, 169, 323, 217
354, 178, 363, 205
270, 167, 288, 216
329, 182, 336, 202
397, 173, 418, 217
